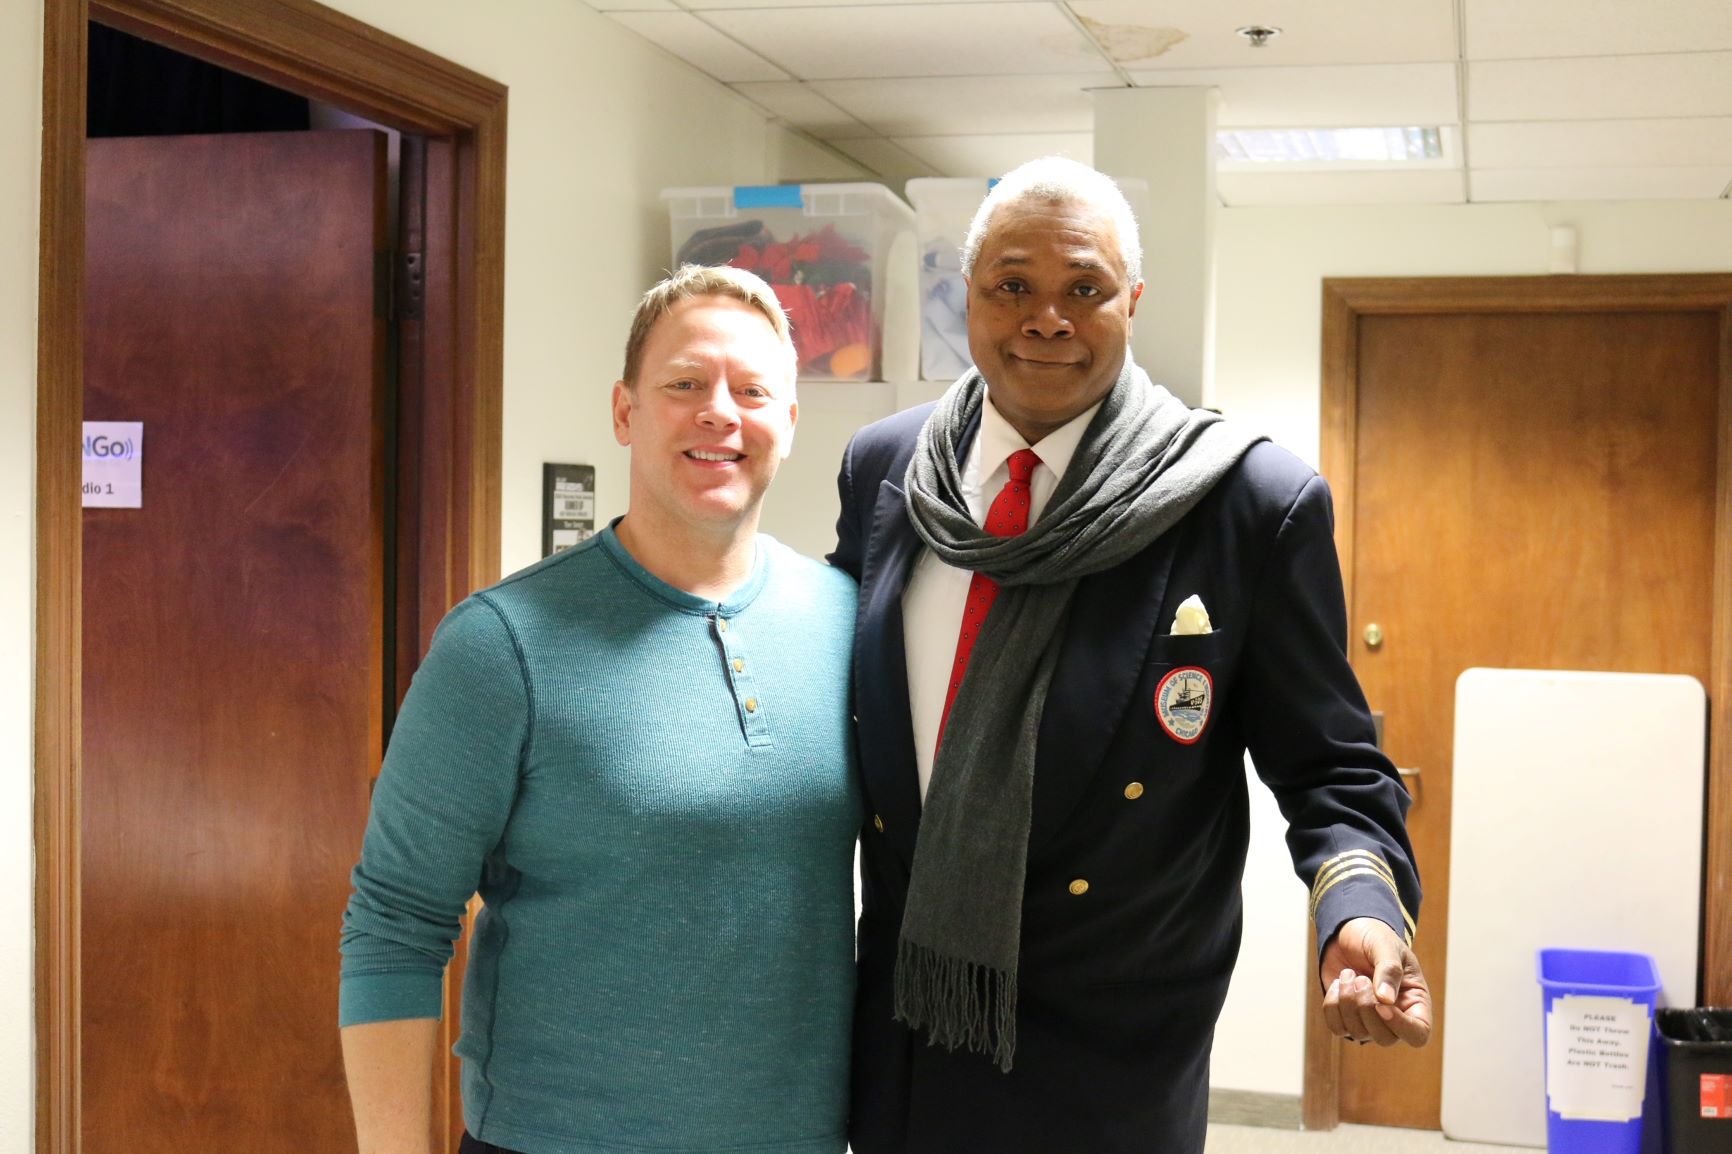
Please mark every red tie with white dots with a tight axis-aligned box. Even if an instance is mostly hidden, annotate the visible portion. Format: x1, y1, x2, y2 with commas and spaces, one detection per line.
936, 447, 1042, 754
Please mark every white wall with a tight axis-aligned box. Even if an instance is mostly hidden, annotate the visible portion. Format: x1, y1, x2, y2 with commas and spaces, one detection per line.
1, 0, 42, 1147
1205, 197, 1732, 1096
0, 3, 864, 1148
770, 129, 871, 189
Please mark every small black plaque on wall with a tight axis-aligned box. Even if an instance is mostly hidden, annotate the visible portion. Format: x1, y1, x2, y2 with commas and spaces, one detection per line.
543, 463, 596, 556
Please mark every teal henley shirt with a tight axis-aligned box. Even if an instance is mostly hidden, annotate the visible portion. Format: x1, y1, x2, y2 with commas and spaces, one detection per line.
340, 526, 861, 1154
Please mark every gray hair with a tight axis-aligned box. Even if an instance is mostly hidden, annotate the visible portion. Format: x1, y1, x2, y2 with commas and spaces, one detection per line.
959, 157, 1143, 285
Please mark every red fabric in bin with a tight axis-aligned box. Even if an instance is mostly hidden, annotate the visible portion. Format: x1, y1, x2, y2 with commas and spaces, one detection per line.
772, 282, 868, 365
679, 220, 874, 372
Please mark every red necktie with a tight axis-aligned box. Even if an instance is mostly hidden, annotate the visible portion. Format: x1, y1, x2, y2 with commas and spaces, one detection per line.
936, 448, 1041, 753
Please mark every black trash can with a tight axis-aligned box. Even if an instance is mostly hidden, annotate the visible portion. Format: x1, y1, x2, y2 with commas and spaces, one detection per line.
1656, 1008, 1732, 1152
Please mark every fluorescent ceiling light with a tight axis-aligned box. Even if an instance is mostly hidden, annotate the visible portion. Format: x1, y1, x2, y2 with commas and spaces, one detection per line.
1217, 127, 1448, 168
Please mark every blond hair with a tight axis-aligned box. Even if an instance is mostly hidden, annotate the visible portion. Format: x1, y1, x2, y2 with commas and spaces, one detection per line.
621, 264, 796, 387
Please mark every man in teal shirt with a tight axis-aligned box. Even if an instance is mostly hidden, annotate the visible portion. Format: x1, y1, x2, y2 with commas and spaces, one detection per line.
340, 264, 860, 1154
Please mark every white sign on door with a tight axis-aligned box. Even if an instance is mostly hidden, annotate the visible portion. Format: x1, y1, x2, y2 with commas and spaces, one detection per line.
83, 421, 143, 508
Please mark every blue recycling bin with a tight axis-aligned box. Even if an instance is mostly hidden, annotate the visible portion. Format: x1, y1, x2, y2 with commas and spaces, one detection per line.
1538, 949, 1663, 1154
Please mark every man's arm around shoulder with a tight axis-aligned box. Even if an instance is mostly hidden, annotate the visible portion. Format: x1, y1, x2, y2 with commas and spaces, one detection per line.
827, 401, 939, 578
828, 430, 864, 580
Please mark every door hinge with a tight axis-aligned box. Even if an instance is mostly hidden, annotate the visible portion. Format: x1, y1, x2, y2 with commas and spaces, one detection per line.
398, 251, 424, 321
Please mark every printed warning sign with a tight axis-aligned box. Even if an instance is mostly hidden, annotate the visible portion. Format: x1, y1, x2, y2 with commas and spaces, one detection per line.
1546, 995, 1651, 1122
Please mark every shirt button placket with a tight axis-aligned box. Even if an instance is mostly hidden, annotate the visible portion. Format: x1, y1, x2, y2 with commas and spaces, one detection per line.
716, 612, 771, 747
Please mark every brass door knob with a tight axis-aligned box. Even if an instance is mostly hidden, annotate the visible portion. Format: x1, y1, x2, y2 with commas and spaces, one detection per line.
1363, 623, 1384, 649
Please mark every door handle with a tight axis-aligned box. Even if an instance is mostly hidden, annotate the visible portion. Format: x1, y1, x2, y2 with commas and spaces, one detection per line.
1396, 765, 1421, 805
1369, 711, 1420, 803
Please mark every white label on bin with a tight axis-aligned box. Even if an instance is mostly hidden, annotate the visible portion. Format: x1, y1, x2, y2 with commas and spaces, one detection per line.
1546, 995, 1651, 1122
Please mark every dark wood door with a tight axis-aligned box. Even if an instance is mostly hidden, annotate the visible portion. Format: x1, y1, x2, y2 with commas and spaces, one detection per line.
1336, 306, 1721, 1127
82, 129, 385, 1152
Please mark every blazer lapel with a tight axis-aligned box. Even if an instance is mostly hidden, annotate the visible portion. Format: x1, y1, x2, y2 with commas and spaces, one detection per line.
855, 478, 925, 868
1028, 534, 1180, 854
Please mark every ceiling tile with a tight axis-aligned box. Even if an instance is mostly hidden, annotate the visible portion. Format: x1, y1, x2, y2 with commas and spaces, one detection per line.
1470, 166, 1732, 201
813, 74, 1110, 136
609, 11, 790, 82
1469, 53, 1732, 121
1464, 0, 1732, 60
700, 3, 1113, 80
1128, 63, 1458, 127
1068, 0, 1456, 70
730, 81, 872, 137
893, 133, 1095, 177
1217, 169, 1466, 207
827, 136, 944, 182
1469, 119, 1732, 170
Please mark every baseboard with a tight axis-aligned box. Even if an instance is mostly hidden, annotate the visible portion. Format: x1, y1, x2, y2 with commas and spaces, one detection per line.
1207, 1089, 1304, 1130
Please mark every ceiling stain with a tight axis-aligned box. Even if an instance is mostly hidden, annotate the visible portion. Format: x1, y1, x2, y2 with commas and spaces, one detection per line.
1076, 15, 1191, 64
1041, 28, 1115, 60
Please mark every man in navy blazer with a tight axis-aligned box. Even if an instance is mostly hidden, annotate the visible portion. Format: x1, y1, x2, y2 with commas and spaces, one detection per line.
829, 158, 1430, 1153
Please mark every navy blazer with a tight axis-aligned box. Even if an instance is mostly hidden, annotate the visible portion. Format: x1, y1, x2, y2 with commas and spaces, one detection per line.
829, 401, 1420, 1154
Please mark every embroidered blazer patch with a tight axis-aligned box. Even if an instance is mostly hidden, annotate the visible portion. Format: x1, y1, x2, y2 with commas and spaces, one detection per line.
1155, 666, 1213, 744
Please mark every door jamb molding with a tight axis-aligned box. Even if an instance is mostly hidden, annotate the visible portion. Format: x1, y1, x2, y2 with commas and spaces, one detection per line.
1305, 274, 1732, 1129
35, 3, 506, 1150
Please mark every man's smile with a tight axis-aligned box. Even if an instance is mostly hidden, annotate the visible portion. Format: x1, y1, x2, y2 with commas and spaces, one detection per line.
1008, 353, 1082, 369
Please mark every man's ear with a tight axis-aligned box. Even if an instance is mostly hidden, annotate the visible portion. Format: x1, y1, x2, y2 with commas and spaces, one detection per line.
781, 398, 798, 460
611, 381, 632, 447
1129, 280, 1144, 316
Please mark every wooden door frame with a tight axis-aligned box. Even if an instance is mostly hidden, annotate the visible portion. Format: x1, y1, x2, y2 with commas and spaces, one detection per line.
35, 2, 506, 1151
1303, 274, 1732, 1129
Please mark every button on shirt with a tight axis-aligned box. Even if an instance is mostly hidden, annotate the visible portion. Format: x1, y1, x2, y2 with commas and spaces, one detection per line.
902, 392, 1103, 802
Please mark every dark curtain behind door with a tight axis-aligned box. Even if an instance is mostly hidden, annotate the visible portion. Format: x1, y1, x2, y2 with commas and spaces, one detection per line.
88, 22, 309, 138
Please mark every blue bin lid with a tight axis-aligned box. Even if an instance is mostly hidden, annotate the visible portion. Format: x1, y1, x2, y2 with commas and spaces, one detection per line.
1536, 947, 1662, 994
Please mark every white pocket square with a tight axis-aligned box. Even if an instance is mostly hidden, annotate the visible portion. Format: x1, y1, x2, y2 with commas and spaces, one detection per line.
1170, 594, 1213, 636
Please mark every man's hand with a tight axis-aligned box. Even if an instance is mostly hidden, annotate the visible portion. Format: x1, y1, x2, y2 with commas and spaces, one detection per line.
1320, 916, 1432, 1048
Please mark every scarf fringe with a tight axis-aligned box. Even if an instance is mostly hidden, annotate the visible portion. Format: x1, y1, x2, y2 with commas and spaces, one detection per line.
893, 938, 1018, 1073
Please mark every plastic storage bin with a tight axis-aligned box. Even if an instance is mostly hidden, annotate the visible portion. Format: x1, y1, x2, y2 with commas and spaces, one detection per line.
1656, 1009, 1732, 1152
905, 176, 1152, 382
1538, 949, 1663, 1154
661, 183, 915, 382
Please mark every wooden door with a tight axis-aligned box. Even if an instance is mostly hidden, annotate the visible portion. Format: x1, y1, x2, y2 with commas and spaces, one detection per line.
1324, 286, 1726, 1129
82, 129, 385, 1152
397, 132, 475, 1152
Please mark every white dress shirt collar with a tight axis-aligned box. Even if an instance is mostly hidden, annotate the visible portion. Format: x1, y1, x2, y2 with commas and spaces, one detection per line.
976, 388, 1102, 499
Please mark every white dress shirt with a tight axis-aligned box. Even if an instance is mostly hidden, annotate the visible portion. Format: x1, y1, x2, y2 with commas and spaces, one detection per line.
902, 393, 1103, 802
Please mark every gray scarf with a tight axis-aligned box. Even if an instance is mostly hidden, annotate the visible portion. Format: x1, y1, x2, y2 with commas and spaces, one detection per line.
896, 358, 1264, 1071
